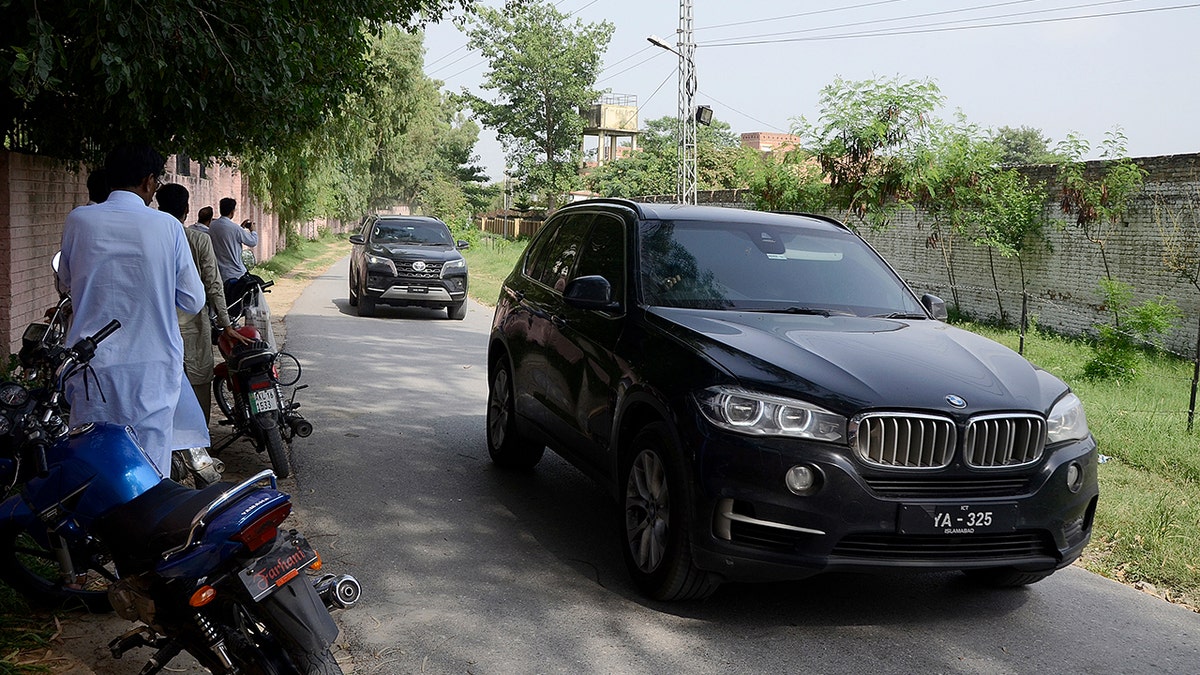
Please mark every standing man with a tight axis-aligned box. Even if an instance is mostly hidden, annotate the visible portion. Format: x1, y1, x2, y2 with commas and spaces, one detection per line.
189, 205, 214, 234
58, 144, 206, 475
209, 197, 258, 286
157, 184, 250, 423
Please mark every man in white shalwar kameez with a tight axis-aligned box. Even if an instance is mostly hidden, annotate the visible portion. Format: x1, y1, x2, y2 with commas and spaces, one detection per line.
58, 145, 207, 476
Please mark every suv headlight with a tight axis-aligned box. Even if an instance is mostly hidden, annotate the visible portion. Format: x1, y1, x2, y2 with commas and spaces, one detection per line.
695, 386, 846, 443
366, 254, 397, 276
1047, 392, 1089, 444
441, 258, 467, 277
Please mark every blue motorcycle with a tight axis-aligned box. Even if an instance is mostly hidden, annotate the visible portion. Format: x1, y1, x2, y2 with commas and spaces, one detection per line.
0, 320, 360, 674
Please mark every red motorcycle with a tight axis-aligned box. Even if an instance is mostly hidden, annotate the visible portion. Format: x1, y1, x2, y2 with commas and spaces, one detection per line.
212, 277, 311, 479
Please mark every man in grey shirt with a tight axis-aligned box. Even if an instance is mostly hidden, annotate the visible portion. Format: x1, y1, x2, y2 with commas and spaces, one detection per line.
209, 197, 258, 283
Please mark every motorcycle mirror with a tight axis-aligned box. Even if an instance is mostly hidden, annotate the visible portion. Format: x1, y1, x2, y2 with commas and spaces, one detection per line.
51, 251, 61, 273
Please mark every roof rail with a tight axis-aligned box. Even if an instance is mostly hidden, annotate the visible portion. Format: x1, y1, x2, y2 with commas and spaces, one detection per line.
772, 211, 853, 232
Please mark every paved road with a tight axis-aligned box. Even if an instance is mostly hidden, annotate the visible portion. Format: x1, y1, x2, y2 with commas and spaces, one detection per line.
287, 257, 1200, 675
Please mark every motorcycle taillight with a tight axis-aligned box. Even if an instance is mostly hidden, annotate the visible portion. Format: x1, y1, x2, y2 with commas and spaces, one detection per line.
233, 502, 292, 552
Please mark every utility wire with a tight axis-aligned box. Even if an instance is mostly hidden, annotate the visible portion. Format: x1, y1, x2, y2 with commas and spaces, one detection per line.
599, 45, 654, 75
701, 2, 1200, 47
598, 51, 670, 84
695, 0, 909, 32
637, 68, 678, 118
696, 88, 790, 134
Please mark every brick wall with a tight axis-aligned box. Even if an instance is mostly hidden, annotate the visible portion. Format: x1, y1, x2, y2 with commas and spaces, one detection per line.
0, 150, 353, 355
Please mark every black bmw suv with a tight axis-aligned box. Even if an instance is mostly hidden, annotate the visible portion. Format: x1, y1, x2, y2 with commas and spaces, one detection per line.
349, 215, 469, 319
486, 199, 1098, 601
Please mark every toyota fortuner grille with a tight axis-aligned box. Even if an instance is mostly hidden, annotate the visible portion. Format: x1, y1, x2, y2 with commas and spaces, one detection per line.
394, 260, 443, 278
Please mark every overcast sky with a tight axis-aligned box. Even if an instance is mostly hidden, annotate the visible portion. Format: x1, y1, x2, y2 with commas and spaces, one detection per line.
423, 0, 1200, 180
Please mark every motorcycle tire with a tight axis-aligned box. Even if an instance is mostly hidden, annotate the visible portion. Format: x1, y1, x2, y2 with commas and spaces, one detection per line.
261, 419, 293, 480
0, 524, 115, 613
214, 376, 239, 424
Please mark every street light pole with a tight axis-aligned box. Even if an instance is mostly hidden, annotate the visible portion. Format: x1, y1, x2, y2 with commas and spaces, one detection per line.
647, 0, 697, 205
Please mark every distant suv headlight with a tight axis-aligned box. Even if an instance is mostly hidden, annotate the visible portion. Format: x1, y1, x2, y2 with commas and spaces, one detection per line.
441, 258, 467, 277
695, 386, 846, 443
1047, 392, 1090, 444
366, 254, 397, 276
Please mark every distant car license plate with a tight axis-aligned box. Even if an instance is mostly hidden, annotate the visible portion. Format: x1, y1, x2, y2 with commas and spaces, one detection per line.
409, 286, 428, 293
898, 503, 1018, 535
250, 388, 278, 414
237, 538, 318, 601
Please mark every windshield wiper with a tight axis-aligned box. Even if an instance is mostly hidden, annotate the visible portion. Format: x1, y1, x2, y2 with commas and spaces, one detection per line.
746, 306, 832, 317
875, 311, 928, 319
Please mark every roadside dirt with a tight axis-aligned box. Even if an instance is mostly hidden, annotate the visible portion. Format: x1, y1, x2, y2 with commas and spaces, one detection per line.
13, 245, 353, 675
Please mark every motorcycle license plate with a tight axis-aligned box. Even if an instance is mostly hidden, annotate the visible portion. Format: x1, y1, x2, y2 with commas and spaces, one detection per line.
898, 503, 1018, 535
238, 539, 318, 602
250, 388, 279, 414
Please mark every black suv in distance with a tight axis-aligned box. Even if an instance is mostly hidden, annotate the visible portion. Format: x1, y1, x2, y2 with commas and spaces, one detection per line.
349, 215, 469, 319
486, 199, 1098, 601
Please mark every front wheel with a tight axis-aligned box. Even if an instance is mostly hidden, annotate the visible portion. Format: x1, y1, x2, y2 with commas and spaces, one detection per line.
214, 376, 238, 424
348, 271, 359, 307
486, 359, 543, 469
447, 301, 467, 320
260, 419, 292, 479
620, 423, 720, 601
0, 524, 115, 612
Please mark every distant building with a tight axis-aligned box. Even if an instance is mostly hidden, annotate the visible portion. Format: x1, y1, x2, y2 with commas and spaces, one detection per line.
741, 132, 802, 153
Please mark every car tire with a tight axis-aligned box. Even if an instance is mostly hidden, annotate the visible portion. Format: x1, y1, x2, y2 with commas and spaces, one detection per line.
486, 358, 544, 469
348, 271, 359, 307
447, 301, 467, 320
620, 422, 721, 601
962, 567, 1054, 588
357, 295, 375, 317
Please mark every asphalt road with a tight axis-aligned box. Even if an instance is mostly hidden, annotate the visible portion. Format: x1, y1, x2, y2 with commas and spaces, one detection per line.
285, 257, 1200, 675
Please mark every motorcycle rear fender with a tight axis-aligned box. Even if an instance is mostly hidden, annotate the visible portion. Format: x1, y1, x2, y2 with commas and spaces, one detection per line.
155, 487, 290, 580
257, 570, 340, 652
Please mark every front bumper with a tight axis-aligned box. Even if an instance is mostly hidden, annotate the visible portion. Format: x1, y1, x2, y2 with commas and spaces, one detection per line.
681, 412, 1099, 582
365, 271, 467, 306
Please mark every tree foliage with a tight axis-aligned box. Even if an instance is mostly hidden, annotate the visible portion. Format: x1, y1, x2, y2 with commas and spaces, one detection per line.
461, 0, 612, 210
796, 75, 944, 228
990, 125, 1063, 166
738, 150, 829, 213
1, 0, 469, 163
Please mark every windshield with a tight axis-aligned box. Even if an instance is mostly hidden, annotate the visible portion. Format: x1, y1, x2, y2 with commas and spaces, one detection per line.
371, 221, 453, 246
639, 218, 926, 317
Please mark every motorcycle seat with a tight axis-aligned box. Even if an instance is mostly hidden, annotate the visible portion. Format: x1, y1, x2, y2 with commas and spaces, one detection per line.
92, 479, 233, 575
226, 341, 274, 371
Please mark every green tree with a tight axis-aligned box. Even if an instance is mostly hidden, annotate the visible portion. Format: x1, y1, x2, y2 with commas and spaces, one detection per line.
738, 150, 829, 213
795, 75, 944, 229
1, 0, 467, 162
973, 168, 1051, 322
1056, 127, 1149, 320
462, 1, 613, 210
990, 126, 1063, 165
913, 118, 1000, 312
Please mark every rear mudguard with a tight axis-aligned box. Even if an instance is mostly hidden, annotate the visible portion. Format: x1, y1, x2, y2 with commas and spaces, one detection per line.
155, 487, 291, 580
257, 572, 340, 653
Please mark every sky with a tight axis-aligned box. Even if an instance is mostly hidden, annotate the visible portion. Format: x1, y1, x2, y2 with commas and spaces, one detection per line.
422, 0, 1200, 181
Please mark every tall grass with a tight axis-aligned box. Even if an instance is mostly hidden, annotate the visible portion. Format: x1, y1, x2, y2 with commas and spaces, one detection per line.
462, 236, 527, 307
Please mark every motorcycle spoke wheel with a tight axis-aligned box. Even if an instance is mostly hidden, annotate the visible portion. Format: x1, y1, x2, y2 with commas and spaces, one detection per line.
262, 423, 293, 479
0, 526, 116, 612
214, 377, 238, 423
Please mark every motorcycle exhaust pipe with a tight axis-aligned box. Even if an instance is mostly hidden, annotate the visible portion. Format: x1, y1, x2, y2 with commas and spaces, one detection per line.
314, 574, 361, 610
288, 417, 313, 438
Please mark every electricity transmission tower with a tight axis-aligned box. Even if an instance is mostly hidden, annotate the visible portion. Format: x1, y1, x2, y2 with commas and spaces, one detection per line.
677, 0, 697, 205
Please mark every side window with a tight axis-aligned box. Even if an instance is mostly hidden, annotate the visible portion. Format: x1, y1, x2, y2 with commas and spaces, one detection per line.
360, 217, 375, 238
574, 214, 625, 303
529, 214, 593, 292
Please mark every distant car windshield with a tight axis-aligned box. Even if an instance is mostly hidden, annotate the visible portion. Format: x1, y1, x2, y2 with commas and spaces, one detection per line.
372, 221, 453, 246
639, 219, 926, 317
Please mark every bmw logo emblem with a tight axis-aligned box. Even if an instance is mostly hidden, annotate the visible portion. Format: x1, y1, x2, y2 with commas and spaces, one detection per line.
946, 394, 967, 409
412, 261, 427, 272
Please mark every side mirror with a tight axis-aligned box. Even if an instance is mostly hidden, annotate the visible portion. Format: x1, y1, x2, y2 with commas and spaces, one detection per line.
921, 293, 948, 321
51, 251, 61, 273
564, 275, 620, 311
456, 240, 470, 250
349, 234, 365, 245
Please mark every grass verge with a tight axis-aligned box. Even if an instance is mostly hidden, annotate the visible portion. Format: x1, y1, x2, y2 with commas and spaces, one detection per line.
461, 235, 528, 307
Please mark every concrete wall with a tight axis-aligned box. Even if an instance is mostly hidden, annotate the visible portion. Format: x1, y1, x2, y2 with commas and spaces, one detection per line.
0, 150, 352, 355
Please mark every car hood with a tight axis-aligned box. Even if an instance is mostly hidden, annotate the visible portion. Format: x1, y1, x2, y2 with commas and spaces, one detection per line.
372, 244, 461, 261
647, 307, 1066, 417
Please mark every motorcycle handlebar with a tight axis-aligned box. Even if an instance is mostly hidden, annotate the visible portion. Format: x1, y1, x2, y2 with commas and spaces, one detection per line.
260, 280, 274, 291
92, 319, 121, 344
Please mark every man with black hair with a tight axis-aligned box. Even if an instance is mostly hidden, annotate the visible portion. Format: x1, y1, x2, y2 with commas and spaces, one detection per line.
209, 196, 258, 284
86, 168, 109, 204
58, 144, 206, 475
157, 183, 249, 424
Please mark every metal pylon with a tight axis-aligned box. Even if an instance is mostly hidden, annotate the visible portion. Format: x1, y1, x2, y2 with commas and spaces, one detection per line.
676, 0, 697, 205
